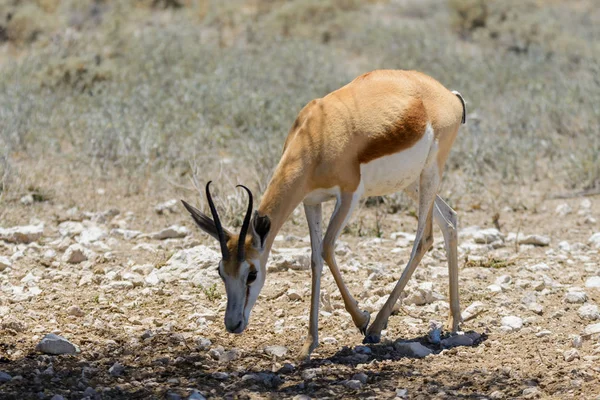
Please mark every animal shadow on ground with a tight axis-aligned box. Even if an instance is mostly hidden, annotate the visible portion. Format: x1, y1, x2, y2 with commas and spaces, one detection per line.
0, 330, 533, 399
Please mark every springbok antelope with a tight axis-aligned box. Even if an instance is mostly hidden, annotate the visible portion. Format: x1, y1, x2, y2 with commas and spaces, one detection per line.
182, 69, 466, 359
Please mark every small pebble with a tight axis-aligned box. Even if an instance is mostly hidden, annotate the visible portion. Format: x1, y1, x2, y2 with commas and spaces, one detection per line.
564, 349, 580, 362
67, 305, 84, 317
187, 390, 207, 400
0, 371, 12, 383
109, 362, 125, 377
212, 372, 229, 380
352, 372, 368, 384
343, 379, 363, 390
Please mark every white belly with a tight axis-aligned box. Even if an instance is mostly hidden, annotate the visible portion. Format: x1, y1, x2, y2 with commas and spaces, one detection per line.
360, 124, 435, 197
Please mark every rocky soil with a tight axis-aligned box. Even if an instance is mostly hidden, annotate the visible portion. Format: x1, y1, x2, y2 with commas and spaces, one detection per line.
0, 195, 599, 399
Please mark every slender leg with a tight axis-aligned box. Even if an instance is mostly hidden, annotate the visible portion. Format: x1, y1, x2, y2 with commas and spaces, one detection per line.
322, 190, 371, 334
433, 196, 461, 332
364, 165, 439, 343
406, 182, 462, 332
298, 203, 324, 360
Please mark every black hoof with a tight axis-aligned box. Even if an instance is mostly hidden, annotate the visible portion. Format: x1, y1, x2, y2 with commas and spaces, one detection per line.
363, 334, 381, 344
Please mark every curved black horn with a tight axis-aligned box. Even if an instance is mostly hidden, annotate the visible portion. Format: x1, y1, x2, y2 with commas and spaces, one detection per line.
206, 181, 230, 260
236, 185, 253, 261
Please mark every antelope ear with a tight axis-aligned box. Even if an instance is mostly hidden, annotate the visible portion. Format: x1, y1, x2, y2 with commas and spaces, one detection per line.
181, 200, 232, 242
250, 211, 270, 250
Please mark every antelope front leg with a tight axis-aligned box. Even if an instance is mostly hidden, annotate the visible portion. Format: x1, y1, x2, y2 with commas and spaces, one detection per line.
298, 203, 324, 360
322, 191, 370, 334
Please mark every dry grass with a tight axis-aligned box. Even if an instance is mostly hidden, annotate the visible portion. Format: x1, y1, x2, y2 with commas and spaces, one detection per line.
0, 0, 599, 222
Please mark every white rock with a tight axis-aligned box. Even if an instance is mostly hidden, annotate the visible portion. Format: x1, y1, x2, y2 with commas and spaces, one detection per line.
495, 275, 512, 285
165, 245, 219, 271
78, 226, 107, 244
150, 225, 189, 240
35, 333, 79, 355
0, 223, 44, 243
535, 330, 552, 337
0, 256, 12, 271
160, 245, 220, 286
555, 203, 572, 216
122, 272, 144, 287
43, 249, 57, 261
531, 281, 545, 291
67, 305, 84, 317
587, 233, 600, 249
110, 228, 141, 240
564, 291, 587, 304
58, 221, 84, 237
580, 199, 592, 209
20, 194, 34, 205
393, 341, 432, 357
563, 349, 580, 362
518, 235, 550, 246
462, 301, 486, 321
578, 304, 599, 320
501, 316, 523, 331
108, 281, 134, 290
585, 276, 600, 288
584, 322, 600, 335
404, 282, 434, 305
322, 337, 338, 345
62, 244, 92, 264
21, 272, 39, 284
528, 303, 544, 315
487, 284, 503, 293
526, 263, 550, 272
145, 272, 160, 286
269, 248, 310, 271
264, 345, 288, 358
155, 199, 179, 214
473, 228, 504, 244
132, 243, 157, 252
558, 241, 571, 252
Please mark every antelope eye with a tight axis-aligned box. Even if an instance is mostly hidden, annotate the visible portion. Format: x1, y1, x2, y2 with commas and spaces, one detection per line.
247, 269, 257, 284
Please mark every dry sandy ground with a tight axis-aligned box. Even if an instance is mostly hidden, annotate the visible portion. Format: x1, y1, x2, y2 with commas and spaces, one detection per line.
0, 183, 599, 400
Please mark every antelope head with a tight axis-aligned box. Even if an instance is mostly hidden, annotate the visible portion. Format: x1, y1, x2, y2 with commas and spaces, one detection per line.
181, 182, 271, 334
